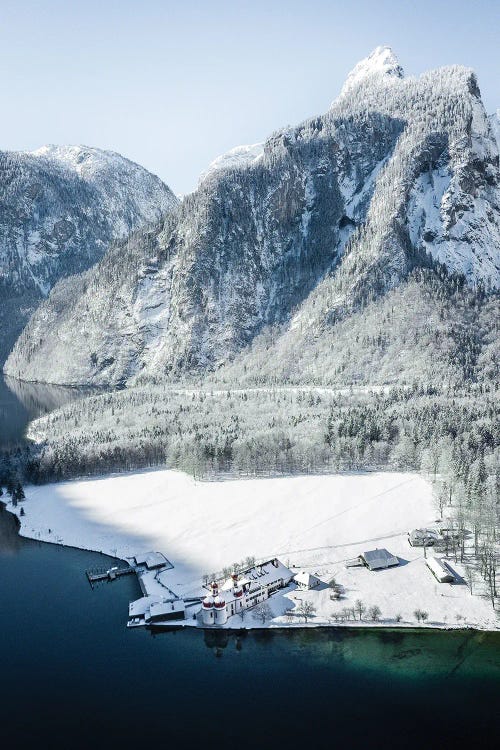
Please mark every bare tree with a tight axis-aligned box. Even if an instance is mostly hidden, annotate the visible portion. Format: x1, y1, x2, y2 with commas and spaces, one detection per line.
464, 565, 475, 594
354, 599, 366, 621
298, 601, 316, 623
434, 481, 449, 519
340, 607, 352, 622
368, 605, 381, 621
254, 603, 272, 624
415, 609, 429, 623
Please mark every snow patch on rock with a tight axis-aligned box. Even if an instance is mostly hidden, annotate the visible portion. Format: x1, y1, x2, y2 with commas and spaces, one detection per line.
335, 45, 404, 102
489, 109, 500, 149
199, 142, 264, 184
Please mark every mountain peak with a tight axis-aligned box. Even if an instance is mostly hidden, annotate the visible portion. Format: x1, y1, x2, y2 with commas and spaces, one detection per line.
338, 46, 404, 98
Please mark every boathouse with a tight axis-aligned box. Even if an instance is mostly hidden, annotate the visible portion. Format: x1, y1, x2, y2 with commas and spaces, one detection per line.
133, 551, 170, 570
146, 600, 186, 623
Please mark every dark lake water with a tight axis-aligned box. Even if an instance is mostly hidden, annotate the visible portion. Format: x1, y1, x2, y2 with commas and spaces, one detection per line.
1, 505, 499, 750
0, 373, 87, 448
1, 375, 499, 748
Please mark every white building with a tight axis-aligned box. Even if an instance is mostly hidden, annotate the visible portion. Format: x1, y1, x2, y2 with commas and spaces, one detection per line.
408, 529, 441, 547
128, 557, 293, 629
128, 595, 185, 626
293, 571, 322, 590
426, 556, 455, 583
201, 558, 293, 627
133, 551, 170, 570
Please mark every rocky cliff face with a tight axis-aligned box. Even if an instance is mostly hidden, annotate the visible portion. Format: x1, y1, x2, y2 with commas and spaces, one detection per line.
490, 110, 500, 149
0, 144, 177, 363
5, 48, 500, 386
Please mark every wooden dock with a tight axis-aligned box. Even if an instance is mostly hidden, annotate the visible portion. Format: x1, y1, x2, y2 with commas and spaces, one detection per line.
86, 565, 135, 586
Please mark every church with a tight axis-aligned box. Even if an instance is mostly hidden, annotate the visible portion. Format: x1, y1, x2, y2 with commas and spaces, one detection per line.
201, 558, 294, 626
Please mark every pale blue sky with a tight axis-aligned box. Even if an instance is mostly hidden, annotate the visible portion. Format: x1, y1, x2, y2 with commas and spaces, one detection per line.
1, 0, 498, 194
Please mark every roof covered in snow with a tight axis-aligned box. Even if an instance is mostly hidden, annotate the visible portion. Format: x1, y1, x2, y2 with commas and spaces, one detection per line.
294, 571, 322, 587
148, 600, 185, 619
362, 548, 399, 570
232, 558, 293, 593
426, 556, 455, 580
128, 595, 162, 617
134, 551, 170, 569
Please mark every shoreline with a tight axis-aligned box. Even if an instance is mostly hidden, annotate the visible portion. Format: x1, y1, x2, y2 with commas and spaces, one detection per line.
4, 468, 498, 634
4, 503, 496, 635
4, 500, 497, 636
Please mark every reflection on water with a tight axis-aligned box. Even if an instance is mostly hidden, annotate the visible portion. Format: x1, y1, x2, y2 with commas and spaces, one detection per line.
0, 501, 22, 553
199, 623, 500, 680
0, 374, 94, 447
0, 507, 499, 750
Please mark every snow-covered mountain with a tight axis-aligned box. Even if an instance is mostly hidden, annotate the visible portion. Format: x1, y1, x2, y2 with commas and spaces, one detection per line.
490, 109, 500, 149
0, 144, 177, 362
5, 48, 500, 386
199, 143, 264, 184
336, 45, 404, 101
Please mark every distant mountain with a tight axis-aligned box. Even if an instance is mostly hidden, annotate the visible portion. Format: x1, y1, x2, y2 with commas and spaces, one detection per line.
5, 47, 500, 387
0, 144, 177, 363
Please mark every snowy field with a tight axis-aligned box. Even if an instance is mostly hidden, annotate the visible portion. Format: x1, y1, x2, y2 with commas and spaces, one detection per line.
9, 469, 498, 630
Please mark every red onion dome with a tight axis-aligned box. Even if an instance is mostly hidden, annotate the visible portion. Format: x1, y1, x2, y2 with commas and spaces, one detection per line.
234, 588, 243, 598
213, 596, 226, 609
202, 597, 214, 609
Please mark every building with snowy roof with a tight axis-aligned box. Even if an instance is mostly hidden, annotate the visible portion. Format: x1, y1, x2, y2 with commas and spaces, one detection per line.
133, 551, 170, 570
147, 600, 186, 623
128, 558, 293, 629
426, 556, 455, 583
361, 548, 399, 571
201, 558, 293, 627
293, 571, 322, 590
128, 595, 185, 626
408, 528, 441, 547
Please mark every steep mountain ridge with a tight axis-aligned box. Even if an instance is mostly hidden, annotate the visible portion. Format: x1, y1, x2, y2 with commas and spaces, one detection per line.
5, 49, 500, 386
0, 144, 177, 363
198, 142, 264, 184
490, 110, 500, 148
336, 45, 404, 100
